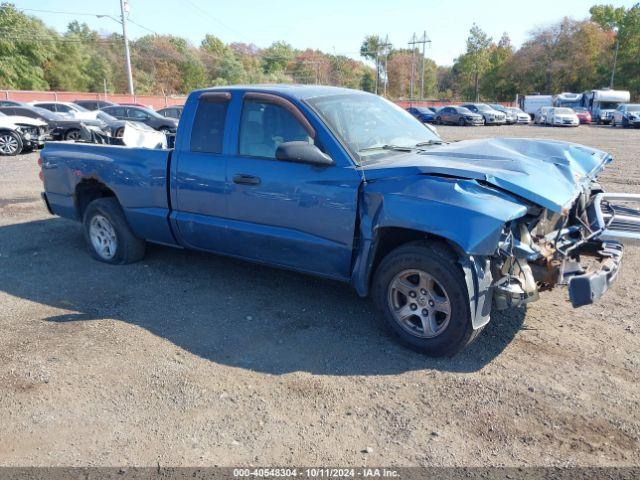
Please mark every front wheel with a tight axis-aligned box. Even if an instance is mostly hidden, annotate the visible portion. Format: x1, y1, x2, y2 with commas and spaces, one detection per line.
372, 241, 483, 356
0, 131, 23, 156
83, 197, 146, 265
612, 118, 616, 127
458, 117, 465, 126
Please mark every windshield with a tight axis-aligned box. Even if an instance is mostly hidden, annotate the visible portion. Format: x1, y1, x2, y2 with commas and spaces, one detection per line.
32, 107, 63, 121
556, 100, 582, 108
475, 104, 493, 112
96, 111, 118, 122
70, 103, 89, 112
415, 107, 433, 114
457, 107, 474, 115
555, 108, 574, 115
599, 102, 619, 110
490, 104, 506, 112
307, 93, 441, 162
145, 108, 164, 119
626, 104, 640, 112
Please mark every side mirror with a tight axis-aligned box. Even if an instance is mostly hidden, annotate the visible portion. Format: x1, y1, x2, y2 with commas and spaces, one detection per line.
275, 141, 334, 166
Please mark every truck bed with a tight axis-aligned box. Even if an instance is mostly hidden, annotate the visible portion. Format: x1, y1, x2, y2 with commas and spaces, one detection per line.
41, 142, 176, 245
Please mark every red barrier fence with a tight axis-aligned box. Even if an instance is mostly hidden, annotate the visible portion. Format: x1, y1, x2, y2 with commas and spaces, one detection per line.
1, 89, 514, 110
1, 90, 187, 110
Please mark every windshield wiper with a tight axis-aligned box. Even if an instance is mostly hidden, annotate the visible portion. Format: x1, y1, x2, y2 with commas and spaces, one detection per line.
414, 140, 444, 147
358, 144, 414, 153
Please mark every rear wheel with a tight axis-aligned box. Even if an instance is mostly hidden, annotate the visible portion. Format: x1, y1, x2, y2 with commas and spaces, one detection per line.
114, 127, 124, 137
612, 118, 616, 127
64, 129, 82, 141
372, 241, 482, 356
83, 198, 146, 265
0, 131, 23, 156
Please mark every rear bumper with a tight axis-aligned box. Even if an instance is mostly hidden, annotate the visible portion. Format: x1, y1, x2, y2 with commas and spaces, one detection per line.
41, 192, 54, 215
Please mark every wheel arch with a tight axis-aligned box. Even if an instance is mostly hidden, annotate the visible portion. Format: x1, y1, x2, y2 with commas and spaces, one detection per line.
74, 178, 118, 220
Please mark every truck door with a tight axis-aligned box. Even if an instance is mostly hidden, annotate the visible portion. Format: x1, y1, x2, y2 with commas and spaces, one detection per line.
171, 92, 232, 251
224, 92, 361, 280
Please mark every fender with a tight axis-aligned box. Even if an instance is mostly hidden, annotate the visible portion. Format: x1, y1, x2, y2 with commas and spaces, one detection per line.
351, 175, 528, 328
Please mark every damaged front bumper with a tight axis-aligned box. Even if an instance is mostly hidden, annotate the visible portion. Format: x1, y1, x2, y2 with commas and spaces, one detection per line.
493, 192, 640, 310
567, 241, 622, 307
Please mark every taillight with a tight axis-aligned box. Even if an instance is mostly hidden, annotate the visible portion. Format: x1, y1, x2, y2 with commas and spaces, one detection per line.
37, 156, 42, 167
39, 171, 44, 182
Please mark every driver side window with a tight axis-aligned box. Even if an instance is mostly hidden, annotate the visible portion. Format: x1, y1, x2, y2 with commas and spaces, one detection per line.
238, 99, 312, 159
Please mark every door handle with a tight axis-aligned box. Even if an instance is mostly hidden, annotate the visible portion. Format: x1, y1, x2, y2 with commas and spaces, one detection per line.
233, 173, 261, 185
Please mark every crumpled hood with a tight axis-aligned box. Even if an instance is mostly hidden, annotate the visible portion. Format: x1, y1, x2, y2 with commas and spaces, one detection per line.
360, 138, 611, 212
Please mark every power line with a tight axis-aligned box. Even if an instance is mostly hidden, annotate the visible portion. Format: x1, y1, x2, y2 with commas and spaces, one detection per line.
180, 0, 245, 37
3, 6, 116, 17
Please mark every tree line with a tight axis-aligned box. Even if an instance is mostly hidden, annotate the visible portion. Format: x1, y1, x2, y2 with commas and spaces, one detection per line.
1, 2, 638, 100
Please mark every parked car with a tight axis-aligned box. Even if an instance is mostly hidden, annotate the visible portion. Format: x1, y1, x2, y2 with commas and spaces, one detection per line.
611, 104, 640, 128
73, 100, 116, 111
435, 106, 484, 126
31, 101, 126, 136
489, 104, 517, 124
545, 107, 580, 127
533, 106, 552, 125
39, 85, 635, 356
0, 105, 108, 140
406, 106, 436, 123
0, 100, 24, 107
507, 107, 531, 124
100, 105, 178, 133
157, 105, 184, 120
0, 111, 48, 156
31, 101, 100, 120
573, 107, 592, 124
461, 103, 506, 125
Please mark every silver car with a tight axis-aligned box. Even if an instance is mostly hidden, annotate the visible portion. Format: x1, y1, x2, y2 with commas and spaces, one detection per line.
461, 103, 506, 125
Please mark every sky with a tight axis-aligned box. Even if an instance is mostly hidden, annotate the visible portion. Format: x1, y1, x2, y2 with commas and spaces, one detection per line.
12, 0, 639, 66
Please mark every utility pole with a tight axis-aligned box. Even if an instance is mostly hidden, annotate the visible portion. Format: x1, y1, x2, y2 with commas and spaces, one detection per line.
120, 0, 134, 95
380, 36, 392, 97
409, 31, 431, 99
610, 26, 619, 89
409, 33, 417, 101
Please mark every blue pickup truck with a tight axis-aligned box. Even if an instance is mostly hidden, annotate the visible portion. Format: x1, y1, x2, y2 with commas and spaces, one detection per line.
39, 85, 639, 356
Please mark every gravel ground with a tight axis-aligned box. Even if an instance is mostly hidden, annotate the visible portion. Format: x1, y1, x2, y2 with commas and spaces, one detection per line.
0, 124, 639, 467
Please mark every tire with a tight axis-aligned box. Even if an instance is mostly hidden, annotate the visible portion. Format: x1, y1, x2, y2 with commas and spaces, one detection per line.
458, 117, 465, 126
435, 117, 442, 125
0, 130, 23, 156
114, 127, 124, 137
64, 129, 82, 141
372, 241, 483, 356
83, 197, 146, 265
612, 118, 616, 127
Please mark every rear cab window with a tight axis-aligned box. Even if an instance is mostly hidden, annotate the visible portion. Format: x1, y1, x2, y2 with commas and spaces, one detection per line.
190, 92, 231, 154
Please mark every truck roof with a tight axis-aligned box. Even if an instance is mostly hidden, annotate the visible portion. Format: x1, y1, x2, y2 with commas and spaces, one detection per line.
191, 84, 368, 100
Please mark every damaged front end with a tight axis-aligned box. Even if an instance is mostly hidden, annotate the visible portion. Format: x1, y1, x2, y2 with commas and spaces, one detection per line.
492, 184, 639, 309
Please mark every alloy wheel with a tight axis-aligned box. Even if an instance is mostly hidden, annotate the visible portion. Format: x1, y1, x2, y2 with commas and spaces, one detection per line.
388, 269, 451, 338
0, 134, 19, 155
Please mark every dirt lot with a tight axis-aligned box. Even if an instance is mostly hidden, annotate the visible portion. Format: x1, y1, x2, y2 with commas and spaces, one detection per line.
1, 125, 639, 467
